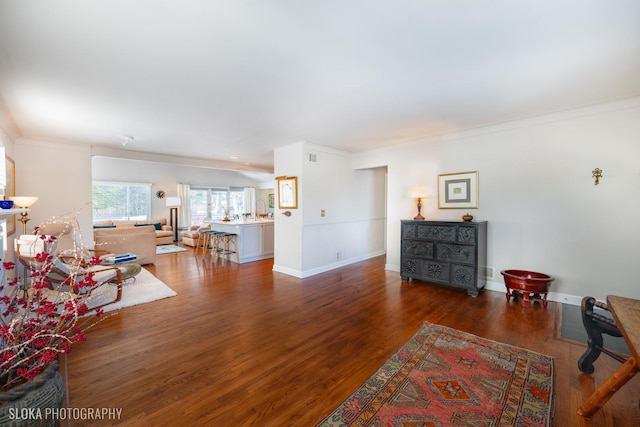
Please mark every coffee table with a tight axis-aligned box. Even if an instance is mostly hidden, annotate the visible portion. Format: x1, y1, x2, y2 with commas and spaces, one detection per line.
102, 256, 144, 283
114, 262, 142, 282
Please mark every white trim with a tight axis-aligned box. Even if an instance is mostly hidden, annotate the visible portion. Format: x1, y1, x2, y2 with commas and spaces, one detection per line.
385, 266, 584, 306
483, 279, 583, 306
274, 250, 386, 279
354, 96, 640, 158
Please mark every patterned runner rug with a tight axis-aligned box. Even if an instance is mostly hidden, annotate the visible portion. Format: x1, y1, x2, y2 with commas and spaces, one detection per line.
317, 321, 554, 426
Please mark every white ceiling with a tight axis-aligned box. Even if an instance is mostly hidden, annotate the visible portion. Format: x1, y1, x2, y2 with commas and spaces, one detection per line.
1, 1, 639, 172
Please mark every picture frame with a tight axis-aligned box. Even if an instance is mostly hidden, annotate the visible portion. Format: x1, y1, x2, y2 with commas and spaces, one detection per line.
276, 176, 298, 209
438, 171, 478, 209
268, 193, 274, 209
5, 155, 15, 236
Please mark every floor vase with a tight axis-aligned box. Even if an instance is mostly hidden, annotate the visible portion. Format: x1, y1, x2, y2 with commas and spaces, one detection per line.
0, 361, 66, 427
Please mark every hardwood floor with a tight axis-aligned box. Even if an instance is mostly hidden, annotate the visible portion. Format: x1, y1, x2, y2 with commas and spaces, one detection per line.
66, 249, 640, 426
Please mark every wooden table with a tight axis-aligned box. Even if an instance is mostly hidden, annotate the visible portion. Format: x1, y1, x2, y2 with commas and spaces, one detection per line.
578, 295, 640, 417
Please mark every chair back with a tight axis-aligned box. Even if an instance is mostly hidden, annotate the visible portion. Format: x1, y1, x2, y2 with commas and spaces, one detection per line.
15, 234, 58, 265
35, 222, 75, 254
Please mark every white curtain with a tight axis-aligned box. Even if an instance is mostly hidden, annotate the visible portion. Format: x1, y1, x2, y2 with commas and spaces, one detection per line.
177, 183, 191, 228
244, 187, 256, 216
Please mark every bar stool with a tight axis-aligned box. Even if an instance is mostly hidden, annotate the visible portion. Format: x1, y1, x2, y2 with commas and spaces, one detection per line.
219, 233, 239, 263
206, 230, 224, 261
194, 229, 210, 259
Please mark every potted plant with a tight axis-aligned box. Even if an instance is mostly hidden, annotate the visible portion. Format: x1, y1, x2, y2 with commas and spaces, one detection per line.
0, 220, 121, 426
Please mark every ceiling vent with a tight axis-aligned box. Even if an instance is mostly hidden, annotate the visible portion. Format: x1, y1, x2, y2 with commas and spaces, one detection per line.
308, 153, 317, 163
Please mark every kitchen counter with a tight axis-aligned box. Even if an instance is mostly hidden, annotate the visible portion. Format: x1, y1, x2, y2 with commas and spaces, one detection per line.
212, 219, 274, 225
211, 220, 274, 263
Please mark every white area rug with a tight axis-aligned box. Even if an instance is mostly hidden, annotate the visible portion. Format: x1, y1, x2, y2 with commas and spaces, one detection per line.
156, 244, 188, 255
89, 268, 177, 313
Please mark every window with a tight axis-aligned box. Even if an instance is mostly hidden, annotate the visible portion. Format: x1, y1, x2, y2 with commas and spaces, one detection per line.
92, 181, 151, 222
189, 187, 244, 226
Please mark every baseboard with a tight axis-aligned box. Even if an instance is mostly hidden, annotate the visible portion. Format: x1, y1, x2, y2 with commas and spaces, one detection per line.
483, 280, 583, 306
385, 263, 400, 272
386, 265, 584, 307
273, 250, 386, 279
272, 265, 304, 278
278, 259, 585, 306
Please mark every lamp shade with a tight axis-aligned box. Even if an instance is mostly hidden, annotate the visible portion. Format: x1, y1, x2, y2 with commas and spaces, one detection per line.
165, 197, 181, 207
9, 196, 39, 208
408, 187, 429, 199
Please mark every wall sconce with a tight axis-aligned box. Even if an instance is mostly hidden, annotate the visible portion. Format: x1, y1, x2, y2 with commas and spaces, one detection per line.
592, 168, 603, 185
409, 187, 429, 220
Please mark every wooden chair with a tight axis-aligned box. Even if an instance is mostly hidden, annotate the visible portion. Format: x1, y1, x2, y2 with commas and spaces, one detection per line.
578, 296, 628, 374
15, 234, 123, 313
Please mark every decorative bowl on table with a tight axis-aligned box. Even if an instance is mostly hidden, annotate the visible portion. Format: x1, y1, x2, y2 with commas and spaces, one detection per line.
501, 269, 555, 308
0, 200, 14, 209
501, 269, 554, 292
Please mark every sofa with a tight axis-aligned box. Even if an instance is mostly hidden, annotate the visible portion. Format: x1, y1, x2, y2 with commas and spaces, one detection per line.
93, 218, 174, 245
93, 225, 157, 265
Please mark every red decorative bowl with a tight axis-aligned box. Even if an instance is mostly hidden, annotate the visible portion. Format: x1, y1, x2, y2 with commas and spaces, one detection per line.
501, 269, 554, 293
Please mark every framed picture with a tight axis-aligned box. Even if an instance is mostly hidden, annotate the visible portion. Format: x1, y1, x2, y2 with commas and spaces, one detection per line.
268, 193, 274, 209
276, 176, 298, 209
5, 155, 15, 236
438, 171, 478, 209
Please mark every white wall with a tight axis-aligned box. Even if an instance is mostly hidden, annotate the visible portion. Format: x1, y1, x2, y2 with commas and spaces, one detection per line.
353, 97, 640, 304
273, 142, 304, 275
7, 98, 640, 305
92, 156, 265, 227
10, 139, 268, 246
14, 139, 94, 242
273, 142, 387, 278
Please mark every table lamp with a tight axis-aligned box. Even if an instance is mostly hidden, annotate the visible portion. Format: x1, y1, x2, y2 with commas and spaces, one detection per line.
408, 187, 429, 220
10, 196, 39, 234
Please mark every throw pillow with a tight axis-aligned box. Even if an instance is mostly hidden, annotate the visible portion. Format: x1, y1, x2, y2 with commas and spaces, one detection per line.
134, 223, 162, 231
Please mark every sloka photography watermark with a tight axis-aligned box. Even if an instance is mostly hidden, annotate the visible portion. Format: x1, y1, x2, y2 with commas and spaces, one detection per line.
8, 407, 123, 421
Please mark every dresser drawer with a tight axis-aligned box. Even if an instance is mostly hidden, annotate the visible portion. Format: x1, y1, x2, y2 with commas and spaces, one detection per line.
401, 223, 417, 239
457, 226, 477, 244
450, 263, 477, 288
416, 224, 456, 242
401, 240, 434, 258
436, 243, 475, 264
401, 258, 449, 284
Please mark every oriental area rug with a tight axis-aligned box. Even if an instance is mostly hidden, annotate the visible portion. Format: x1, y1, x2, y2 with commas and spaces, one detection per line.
317, 322, 555, 427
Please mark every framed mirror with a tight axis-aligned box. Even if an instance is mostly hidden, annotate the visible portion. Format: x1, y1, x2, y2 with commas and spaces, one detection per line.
277, 176, 298, 209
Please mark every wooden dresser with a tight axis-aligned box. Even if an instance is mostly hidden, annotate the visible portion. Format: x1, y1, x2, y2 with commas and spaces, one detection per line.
400, 220, 487, 296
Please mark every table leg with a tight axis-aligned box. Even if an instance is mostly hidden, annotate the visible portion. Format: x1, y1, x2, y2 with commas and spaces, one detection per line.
577, 356, 638, 418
